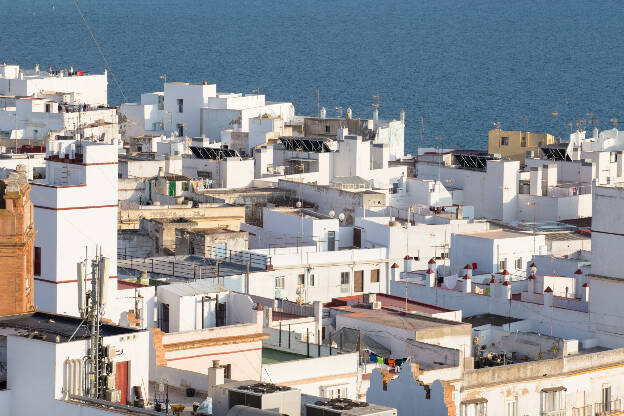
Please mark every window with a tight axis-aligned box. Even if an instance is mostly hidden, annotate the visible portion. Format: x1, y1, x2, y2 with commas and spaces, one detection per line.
177, 98, 184, 113
461, 402, 487, 416
223, 364, 232, 379
152, 122, 164, 131
298, 274, 305, 286
309, 274, 318, 287
177, 123, 184, 137
158, 95, 164, 110
159, 303, 170, 333
602, 386, 612, 412
499, 259, 507, 272
506, 400, 517, 416
610, 152, 617, 163
541, 389, 564, 413
501, 136, 509, 146
45, 103, 52, 113
275, 276, 285, 289
370, 269, 380, 283
515, 258, 522, 270
324, 385, 348, 399
521, 136, 527, 147
34, 247, 41, 276
340, 272, 350, 293
325, 125, 331, 133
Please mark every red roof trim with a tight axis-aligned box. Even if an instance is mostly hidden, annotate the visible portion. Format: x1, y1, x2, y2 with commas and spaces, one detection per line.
391, 263, 399, 269
544, 286, 553, 293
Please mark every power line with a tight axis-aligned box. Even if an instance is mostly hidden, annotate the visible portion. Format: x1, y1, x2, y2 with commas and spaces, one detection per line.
72, 0, 127, 102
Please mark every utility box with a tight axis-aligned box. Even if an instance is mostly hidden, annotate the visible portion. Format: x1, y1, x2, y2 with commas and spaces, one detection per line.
212, 381, 301, 416
105, 389, 121, 403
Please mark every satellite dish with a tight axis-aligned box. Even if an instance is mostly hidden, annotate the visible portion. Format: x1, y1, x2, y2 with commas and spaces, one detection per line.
296, 201, 302, 208
329, 210, 335, 218
338, 213, 345, 222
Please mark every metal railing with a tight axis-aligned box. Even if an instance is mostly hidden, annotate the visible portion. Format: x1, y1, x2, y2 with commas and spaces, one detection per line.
595, 399, 621, 415
541, 410, 566, 416
572, 405, 592, 416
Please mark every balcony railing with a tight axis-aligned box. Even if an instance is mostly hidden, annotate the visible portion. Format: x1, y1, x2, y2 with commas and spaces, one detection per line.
542, 410, 566, 416
572, 405, 592, 416
595, 399, 621, 415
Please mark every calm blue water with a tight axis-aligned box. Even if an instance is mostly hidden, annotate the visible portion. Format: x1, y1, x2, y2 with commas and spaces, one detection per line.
2, 0, 623, 153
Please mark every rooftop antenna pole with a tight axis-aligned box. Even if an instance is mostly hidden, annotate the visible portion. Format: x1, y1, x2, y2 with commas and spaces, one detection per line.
588, 112, 594, 132
316, 89, 320, 118
417, 117, 424, 177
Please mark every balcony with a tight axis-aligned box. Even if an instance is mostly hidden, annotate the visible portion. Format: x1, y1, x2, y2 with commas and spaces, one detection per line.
542, 411, 566, 416
595, 399, 621, 415
572, 405, 592, 416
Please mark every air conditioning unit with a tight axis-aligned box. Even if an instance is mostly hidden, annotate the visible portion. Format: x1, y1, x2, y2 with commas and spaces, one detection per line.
306, 398, 397, 416
105, 389, 121, 403
105, 375, 115, 389
105, 345, 116, 360
371, 301, 382, 310
212, 381, 301, 416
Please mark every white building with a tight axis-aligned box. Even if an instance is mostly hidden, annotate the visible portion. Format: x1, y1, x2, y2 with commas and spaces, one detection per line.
30, 139, 125, 321
0, 63, 108, 106
449, 229, 547, 278
120, 82, 294, 141
0, 311, 149, 414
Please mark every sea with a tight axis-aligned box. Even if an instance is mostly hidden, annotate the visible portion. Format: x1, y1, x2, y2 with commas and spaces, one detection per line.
1, 0, 623, 154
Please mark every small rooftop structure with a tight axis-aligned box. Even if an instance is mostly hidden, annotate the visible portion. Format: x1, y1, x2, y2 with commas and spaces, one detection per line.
190, 146, 240, 159
0, 311, 138, 343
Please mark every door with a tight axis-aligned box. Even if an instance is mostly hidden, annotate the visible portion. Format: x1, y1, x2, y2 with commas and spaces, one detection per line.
216, 301, 227, 327
327, 231, 336, 251
215, 243, 227, 259
353, 228, 362, 248
354, 270, 364, 292
115, 361, 129, 405
159, 303, 169, 333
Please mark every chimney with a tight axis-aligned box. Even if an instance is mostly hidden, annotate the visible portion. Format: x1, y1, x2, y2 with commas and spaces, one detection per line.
400, 109, 405, 125
207, 360, 225, 395
373, 107, 379, 123
391, 263, 399, 281
528, 274, 536, 296
346, 107, 352, 120
428, 257, 437, 275
69, 66, 74, 73
489, 276, 498, 297
500, 269, 510, 282
426, 268, 436, 288
582, 283, 590, 303
403, 255, 413, 273
34, 64, 39, 72
501, 280, 511, 300
320, 107, 326, 119
530, 166, 543, 196
543, 287, 554, 308
463, 264, 473, 278
462, 274, 472, 293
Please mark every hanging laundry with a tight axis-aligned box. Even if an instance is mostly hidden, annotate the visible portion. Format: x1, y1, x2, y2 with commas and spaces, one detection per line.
376, 356, 384, 365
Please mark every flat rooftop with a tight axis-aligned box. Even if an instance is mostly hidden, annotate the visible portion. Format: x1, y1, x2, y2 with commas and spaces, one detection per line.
463, 313, 523, 327
459, 229, 531, 240
0, 311, 139, 343
262, 347, 306, 364
326, 293, 454, 315
338, 307, 468, 332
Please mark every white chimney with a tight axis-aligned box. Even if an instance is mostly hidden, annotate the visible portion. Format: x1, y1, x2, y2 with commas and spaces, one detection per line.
373, 107, 379, 123
582, 283, 590, 303
400, 109, 405, 125
501, 280, 511, 300
320, 107, 326, 119
463, 264, 473, 278
391, 263, 399, 281
426, 268, 436, 288
403, 255, 413, 273
346, 107, 352, 120
543, 287, 554, 308
207, 360, 225, 396
462, 274, 472, 293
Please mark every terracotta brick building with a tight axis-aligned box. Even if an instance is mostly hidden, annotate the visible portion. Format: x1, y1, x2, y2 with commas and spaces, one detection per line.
0, 165, 36, 315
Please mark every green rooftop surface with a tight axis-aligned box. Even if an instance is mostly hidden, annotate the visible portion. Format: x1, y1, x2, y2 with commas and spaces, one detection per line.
262, 347, 306, 364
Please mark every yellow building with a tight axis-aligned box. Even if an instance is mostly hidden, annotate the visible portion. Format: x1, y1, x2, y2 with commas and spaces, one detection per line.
488, 129, 554, 162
